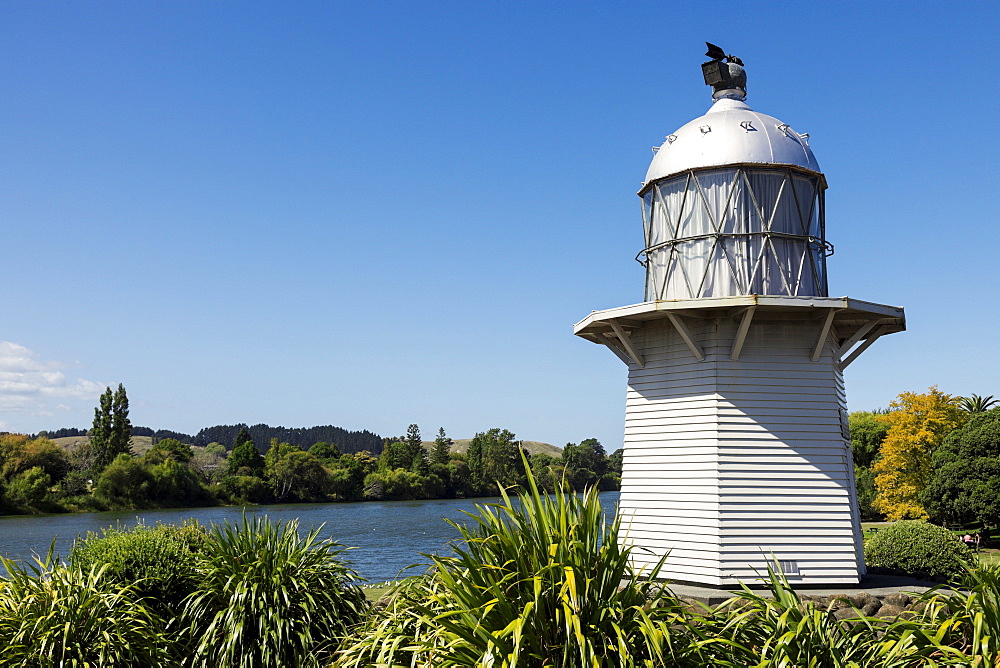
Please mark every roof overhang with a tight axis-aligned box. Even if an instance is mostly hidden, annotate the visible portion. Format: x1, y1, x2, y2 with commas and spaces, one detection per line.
574, 296, 905, 370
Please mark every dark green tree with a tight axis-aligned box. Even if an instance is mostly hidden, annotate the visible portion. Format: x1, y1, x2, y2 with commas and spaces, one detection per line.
562, 438, 607, 489
271, 450, 329, 502
150, 438, 193, 463
308, 441, 341, 464
404, 424, 428, 474
91, 385, 132, 473
855, 465, 880, 520
226, 436, 264, 477
233, 426, 253, 449
112, 384, 131, 456
431, 427, 452, 466
468, 428, 523, 494
607, 448, 624, 479
923, 408, 1000, 527
848, 411, 888, 468
378, 440, 410, 472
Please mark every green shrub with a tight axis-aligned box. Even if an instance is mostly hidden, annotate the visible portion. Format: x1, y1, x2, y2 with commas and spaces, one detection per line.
335, 464, 696, 667
70, 520, 209, 615
182, 515, 367, 667
3, 466, 51, 511
0, 556, 174, 666
864, 520, 975, 581
221, 474, 271, 503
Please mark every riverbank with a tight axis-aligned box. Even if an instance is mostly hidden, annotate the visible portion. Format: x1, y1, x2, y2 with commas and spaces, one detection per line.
0, 491, 620, 582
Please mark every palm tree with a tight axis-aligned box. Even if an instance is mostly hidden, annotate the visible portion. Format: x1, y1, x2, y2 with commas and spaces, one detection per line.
959, 394, 998, 413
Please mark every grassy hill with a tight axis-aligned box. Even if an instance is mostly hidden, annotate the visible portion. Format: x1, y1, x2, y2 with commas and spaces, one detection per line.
54, 436, 564, 459
53, 435, 156, 455
423, 439, 562, 458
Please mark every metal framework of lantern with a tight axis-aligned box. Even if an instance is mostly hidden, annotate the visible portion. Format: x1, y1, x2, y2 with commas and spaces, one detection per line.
640, 165, 832, 301
575, 46, 905, 587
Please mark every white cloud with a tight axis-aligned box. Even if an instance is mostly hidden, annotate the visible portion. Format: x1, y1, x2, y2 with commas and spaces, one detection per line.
0, 342, 104, 415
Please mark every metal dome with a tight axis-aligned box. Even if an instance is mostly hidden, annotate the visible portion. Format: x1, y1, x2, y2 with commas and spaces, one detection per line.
644, 97, 820, 185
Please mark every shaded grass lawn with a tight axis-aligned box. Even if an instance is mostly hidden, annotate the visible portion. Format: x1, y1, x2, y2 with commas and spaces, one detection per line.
360, 582, 395, 603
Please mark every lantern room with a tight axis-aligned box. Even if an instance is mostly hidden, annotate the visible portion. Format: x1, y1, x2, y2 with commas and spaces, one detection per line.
639, 58, 830, 301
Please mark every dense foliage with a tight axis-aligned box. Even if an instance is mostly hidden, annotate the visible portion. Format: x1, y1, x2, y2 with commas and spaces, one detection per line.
0, 556, 176, 666
864, 520, 975, 581
849, 410, 888, 469
182, 516, 367, 667
70, 521, 208, 614
923, 408, 1000, 527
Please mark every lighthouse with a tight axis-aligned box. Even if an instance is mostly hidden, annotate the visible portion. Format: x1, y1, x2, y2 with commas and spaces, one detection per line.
574, 45, 905, 586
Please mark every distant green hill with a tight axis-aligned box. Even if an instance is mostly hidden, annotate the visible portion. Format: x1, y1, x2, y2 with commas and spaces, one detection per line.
54, 435, 563, 459
423, 439, 562, 458
53, 435, 163, 457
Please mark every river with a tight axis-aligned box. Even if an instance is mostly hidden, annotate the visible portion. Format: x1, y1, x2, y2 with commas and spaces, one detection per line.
0, 491, 620, 582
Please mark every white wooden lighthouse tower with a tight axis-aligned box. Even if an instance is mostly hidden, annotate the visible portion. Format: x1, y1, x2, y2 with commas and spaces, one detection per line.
575, 46, 905, 586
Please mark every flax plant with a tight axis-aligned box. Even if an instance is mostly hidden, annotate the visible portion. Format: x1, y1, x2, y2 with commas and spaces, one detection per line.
182, 515, 367, 668
916, 564, 1000, 665
335, 465, 704, 667
700, 566, 946, 668
0, 555, 174, 667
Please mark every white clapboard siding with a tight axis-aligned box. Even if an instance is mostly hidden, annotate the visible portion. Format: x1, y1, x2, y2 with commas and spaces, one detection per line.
618, 313, 863, 586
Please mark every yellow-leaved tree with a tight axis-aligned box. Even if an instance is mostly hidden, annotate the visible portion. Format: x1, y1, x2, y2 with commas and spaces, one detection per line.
873, 387, 965, 521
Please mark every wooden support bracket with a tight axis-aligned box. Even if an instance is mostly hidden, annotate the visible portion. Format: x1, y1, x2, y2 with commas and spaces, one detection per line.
835, 318, 886, 361
609, 320, 644, 368
839, 325, 889, 370
666, 312, 705, 361
812, 309, 841, 362
730, 306, 756, 361
596, 333, 634, 366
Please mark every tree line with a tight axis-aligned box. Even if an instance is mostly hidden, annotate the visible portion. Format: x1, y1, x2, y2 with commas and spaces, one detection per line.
0, 386, 622, 515
39, 423, 386, 456
193, 423, 384, 454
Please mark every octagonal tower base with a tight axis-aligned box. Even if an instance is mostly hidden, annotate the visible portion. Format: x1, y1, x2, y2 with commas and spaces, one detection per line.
575, 296, 904, 587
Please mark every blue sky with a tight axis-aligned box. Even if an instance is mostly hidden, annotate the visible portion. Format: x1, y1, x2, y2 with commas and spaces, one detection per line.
2, 1, 997, 448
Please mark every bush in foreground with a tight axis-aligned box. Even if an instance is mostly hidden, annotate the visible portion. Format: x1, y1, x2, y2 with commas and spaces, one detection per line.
865, 520, 974, 581
182, 515, 367, 667
0, 556, 174, 666
70, 520, 208, 616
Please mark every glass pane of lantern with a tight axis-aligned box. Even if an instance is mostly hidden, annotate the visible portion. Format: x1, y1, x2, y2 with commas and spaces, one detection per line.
746, 171, 789, 232
721, 236, 751, 293
655, 177, 685, 242
771, 237, 808, 294
694, 169, 735, 233
758, 242, 791, 295
736, 170, 765, 234
680, 237, 712, 297
676, 176, 712, 240
722, 174, 753, 234
792, 175, 819, 237
701, 241, 738, 297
